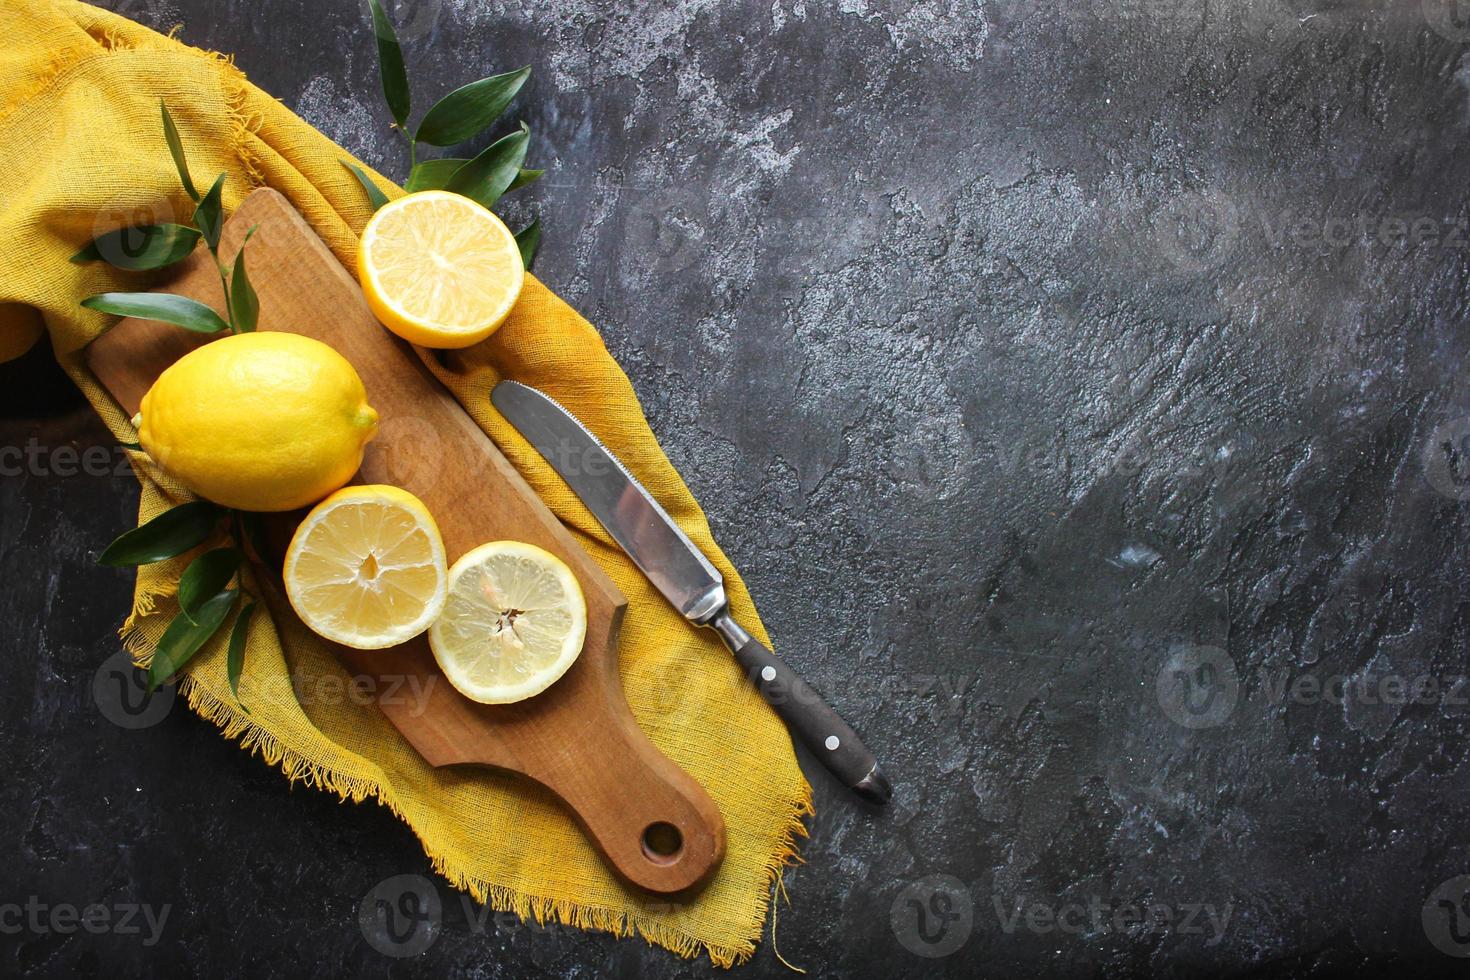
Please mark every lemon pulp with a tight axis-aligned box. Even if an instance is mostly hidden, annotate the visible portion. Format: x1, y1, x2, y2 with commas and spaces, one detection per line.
283, 485, 448, 649
428, 541, 587, 704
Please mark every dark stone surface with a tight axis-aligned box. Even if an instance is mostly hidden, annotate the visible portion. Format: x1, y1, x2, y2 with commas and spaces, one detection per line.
5, 0, 1470, 975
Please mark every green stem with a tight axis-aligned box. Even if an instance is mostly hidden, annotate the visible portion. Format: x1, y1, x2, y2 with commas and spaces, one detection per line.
211, 249, 237, 334
398, 125, 417, 173
227, 511, 261, 612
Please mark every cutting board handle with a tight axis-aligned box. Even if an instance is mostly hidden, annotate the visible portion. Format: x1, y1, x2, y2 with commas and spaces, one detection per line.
333, 627, 725, 894
535, 673, 726, 892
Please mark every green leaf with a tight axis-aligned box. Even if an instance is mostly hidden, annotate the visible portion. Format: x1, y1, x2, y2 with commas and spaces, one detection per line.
366, 0, 410, 128
193, 173, 227, 251
227, 600, 256, 703
230, 227, 260, 332
148, 589, 237, 692
505, 168, 544, 194
99, 500, 221, 567
81, 292, 230, 333
514, 218, 541, 270
444, 124, 530, 210
342, 160, 390, 212
178, 547, 242, 621
161, 102, 199, 202
405, 157, 468, 192
71, 224, 201, 271
415, 67, 531, 147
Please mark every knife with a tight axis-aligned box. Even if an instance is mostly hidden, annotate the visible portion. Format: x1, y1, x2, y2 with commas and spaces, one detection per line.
491, 381, 891, 805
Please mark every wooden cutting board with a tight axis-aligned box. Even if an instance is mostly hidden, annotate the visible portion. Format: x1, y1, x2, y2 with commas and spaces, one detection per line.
85, 188, 725, 895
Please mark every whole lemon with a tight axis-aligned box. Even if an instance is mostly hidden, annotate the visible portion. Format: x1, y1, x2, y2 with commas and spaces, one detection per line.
136, 333, 379, 512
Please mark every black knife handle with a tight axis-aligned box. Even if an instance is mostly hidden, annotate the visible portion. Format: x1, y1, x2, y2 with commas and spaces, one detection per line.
721, 624, 891, 805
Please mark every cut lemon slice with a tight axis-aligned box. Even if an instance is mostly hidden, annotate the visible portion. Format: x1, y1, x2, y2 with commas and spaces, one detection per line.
283, 485, 448, 649
428, 541, 587, 704
357, 190, 525, 349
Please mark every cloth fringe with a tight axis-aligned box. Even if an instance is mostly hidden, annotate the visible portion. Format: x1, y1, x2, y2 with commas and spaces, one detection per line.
122, 593, 815, 967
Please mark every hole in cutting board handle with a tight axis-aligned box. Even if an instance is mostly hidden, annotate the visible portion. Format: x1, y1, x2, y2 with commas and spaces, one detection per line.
641, 822, 684, 865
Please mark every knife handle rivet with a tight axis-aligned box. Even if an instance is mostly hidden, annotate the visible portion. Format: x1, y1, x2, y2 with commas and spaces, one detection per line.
825, 735, 840, 751
760, 665, 777, 682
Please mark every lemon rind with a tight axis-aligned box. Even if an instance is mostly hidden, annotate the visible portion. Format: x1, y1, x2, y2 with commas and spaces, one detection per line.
358, 191, 525, 347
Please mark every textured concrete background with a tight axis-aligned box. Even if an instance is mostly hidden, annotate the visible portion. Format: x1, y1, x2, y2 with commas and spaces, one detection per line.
6, 0, 1470, 975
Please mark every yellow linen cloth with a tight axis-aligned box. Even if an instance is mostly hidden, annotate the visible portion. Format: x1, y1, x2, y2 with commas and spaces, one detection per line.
0, 0, 811, 965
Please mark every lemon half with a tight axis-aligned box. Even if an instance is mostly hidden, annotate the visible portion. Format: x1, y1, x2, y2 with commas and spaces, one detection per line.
357, 190, 525, 349
283, 485, 448, 649
428, 541, 587, 704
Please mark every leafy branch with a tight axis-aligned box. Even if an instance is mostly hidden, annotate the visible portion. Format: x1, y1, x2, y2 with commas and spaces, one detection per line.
78, 104, 266, 702
98, 500, 256, 700
345, 0, 543, 268
75, 103, 260, 335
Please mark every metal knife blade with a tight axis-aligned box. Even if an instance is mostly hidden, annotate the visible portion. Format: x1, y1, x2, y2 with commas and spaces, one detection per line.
491, 380, 891, 805
491, 380, 728, 622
